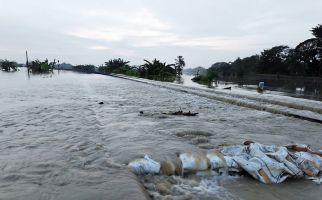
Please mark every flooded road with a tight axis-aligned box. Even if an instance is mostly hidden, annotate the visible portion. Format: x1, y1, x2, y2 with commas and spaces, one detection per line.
0, 70, 321, 199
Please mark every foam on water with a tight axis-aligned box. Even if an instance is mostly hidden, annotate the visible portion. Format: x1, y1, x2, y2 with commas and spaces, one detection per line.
140, 172, 242, 200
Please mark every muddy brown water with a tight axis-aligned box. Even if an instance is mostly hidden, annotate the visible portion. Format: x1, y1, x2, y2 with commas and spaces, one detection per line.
0, 69, 321, 200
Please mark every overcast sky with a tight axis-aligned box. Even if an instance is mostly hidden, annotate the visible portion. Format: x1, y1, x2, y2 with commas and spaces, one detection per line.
0, 0, 321, 68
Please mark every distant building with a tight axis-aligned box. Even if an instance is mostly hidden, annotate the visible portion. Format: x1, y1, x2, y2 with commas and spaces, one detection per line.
57, 63, 73, 70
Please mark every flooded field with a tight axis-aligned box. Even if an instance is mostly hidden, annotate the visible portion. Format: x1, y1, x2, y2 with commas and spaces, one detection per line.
217, 75, 322, 101
1, 69, 322, 200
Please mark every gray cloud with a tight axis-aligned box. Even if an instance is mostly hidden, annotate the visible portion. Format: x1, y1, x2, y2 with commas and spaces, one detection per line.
0, 0, 321, 67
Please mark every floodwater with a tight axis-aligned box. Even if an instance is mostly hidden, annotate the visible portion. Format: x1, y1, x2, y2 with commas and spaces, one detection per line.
182, 75, 322, 101
0, 69, 322, 200
209, 75, 322, 101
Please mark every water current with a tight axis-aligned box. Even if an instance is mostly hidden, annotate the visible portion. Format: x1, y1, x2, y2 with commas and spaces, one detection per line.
0, 69, 321, 200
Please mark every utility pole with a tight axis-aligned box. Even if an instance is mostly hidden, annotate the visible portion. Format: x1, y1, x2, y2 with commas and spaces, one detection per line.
26, 50, 30, 76
26, 50, 29, 67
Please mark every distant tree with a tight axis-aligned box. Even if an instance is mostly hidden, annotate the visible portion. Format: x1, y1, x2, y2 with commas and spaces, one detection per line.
0, 60, 18, 72
295, 24, 322, 76
311, 24, 322, 39
259, 45, 291, 74
72, 64, 96, 73
208, 62, 232, 77
174, 56, 185, 80
232, 55, 260, 77
285, 49, 307, 76
203, 25, 322, 78
99, 58, 130, 74
139, 59, 175, 81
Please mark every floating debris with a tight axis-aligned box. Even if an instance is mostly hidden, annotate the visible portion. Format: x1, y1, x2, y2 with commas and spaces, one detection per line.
163, 110, 199, 116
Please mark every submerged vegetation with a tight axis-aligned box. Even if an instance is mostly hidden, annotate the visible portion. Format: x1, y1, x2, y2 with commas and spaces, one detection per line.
0, 60, 19, 72
28, 59, 56, 74
192, 71, 218, 87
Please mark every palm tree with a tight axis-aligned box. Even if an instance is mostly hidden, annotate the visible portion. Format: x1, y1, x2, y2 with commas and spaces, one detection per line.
312, 25, 322, 39
175, 56, 186, 80
140, 59, 175, 81
99, 58, 130, 74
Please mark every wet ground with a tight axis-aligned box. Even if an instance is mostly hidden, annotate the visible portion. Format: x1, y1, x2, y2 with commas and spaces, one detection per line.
0, 69, 321, 199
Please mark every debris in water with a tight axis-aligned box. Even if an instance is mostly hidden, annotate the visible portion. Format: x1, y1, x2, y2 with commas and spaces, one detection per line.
163, 110, 199, 116
98, 101, 104, 105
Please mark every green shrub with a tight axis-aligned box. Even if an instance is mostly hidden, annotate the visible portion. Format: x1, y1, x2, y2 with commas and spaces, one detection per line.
0, 60, 18, 72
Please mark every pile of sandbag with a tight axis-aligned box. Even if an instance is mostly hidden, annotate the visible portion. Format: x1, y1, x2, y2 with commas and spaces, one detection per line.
128, 142, 322, 184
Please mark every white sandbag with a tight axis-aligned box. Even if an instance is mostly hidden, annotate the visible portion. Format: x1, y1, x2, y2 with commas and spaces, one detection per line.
231, 143, 293, 183
266, 146, 303, 177
224, 156, 240, 171
206, 151, 226, 169
127, 142, 322, 185
206, 151, 241, 173
128, 155, 160, 175
179, 153, 209, 172
292, 151, 322, 177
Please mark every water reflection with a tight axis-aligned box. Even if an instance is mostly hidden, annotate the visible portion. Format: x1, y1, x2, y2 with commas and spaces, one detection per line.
181, 75, 322, 101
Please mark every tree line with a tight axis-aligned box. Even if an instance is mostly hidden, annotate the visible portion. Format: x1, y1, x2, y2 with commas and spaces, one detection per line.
72, 56, 185, 82
207, 25, 322, 79
1, 55, 185, 83
0, 58, 58, 74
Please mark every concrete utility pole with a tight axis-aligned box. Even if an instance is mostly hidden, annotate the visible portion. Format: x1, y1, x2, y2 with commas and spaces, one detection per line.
26, 50, 30, 76
26, 50, 29, 67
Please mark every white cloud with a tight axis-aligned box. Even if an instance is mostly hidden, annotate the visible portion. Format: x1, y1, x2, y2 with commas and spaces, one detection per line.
88, 45, 111, 51
68, 30, 123, 42
1, 0, 322, 66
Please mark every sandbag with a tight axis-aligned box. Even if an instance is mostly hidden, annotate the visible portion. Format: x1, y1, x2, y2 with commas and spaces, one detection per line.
128, 155, 161, 175
128, 142, 322, 184
206, 151, 226, 169
292, 151, 322, 177
232, 143, 295, 183
160, 158, 183, 176
206, 150, 241, 172
179, 153, 209, 172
